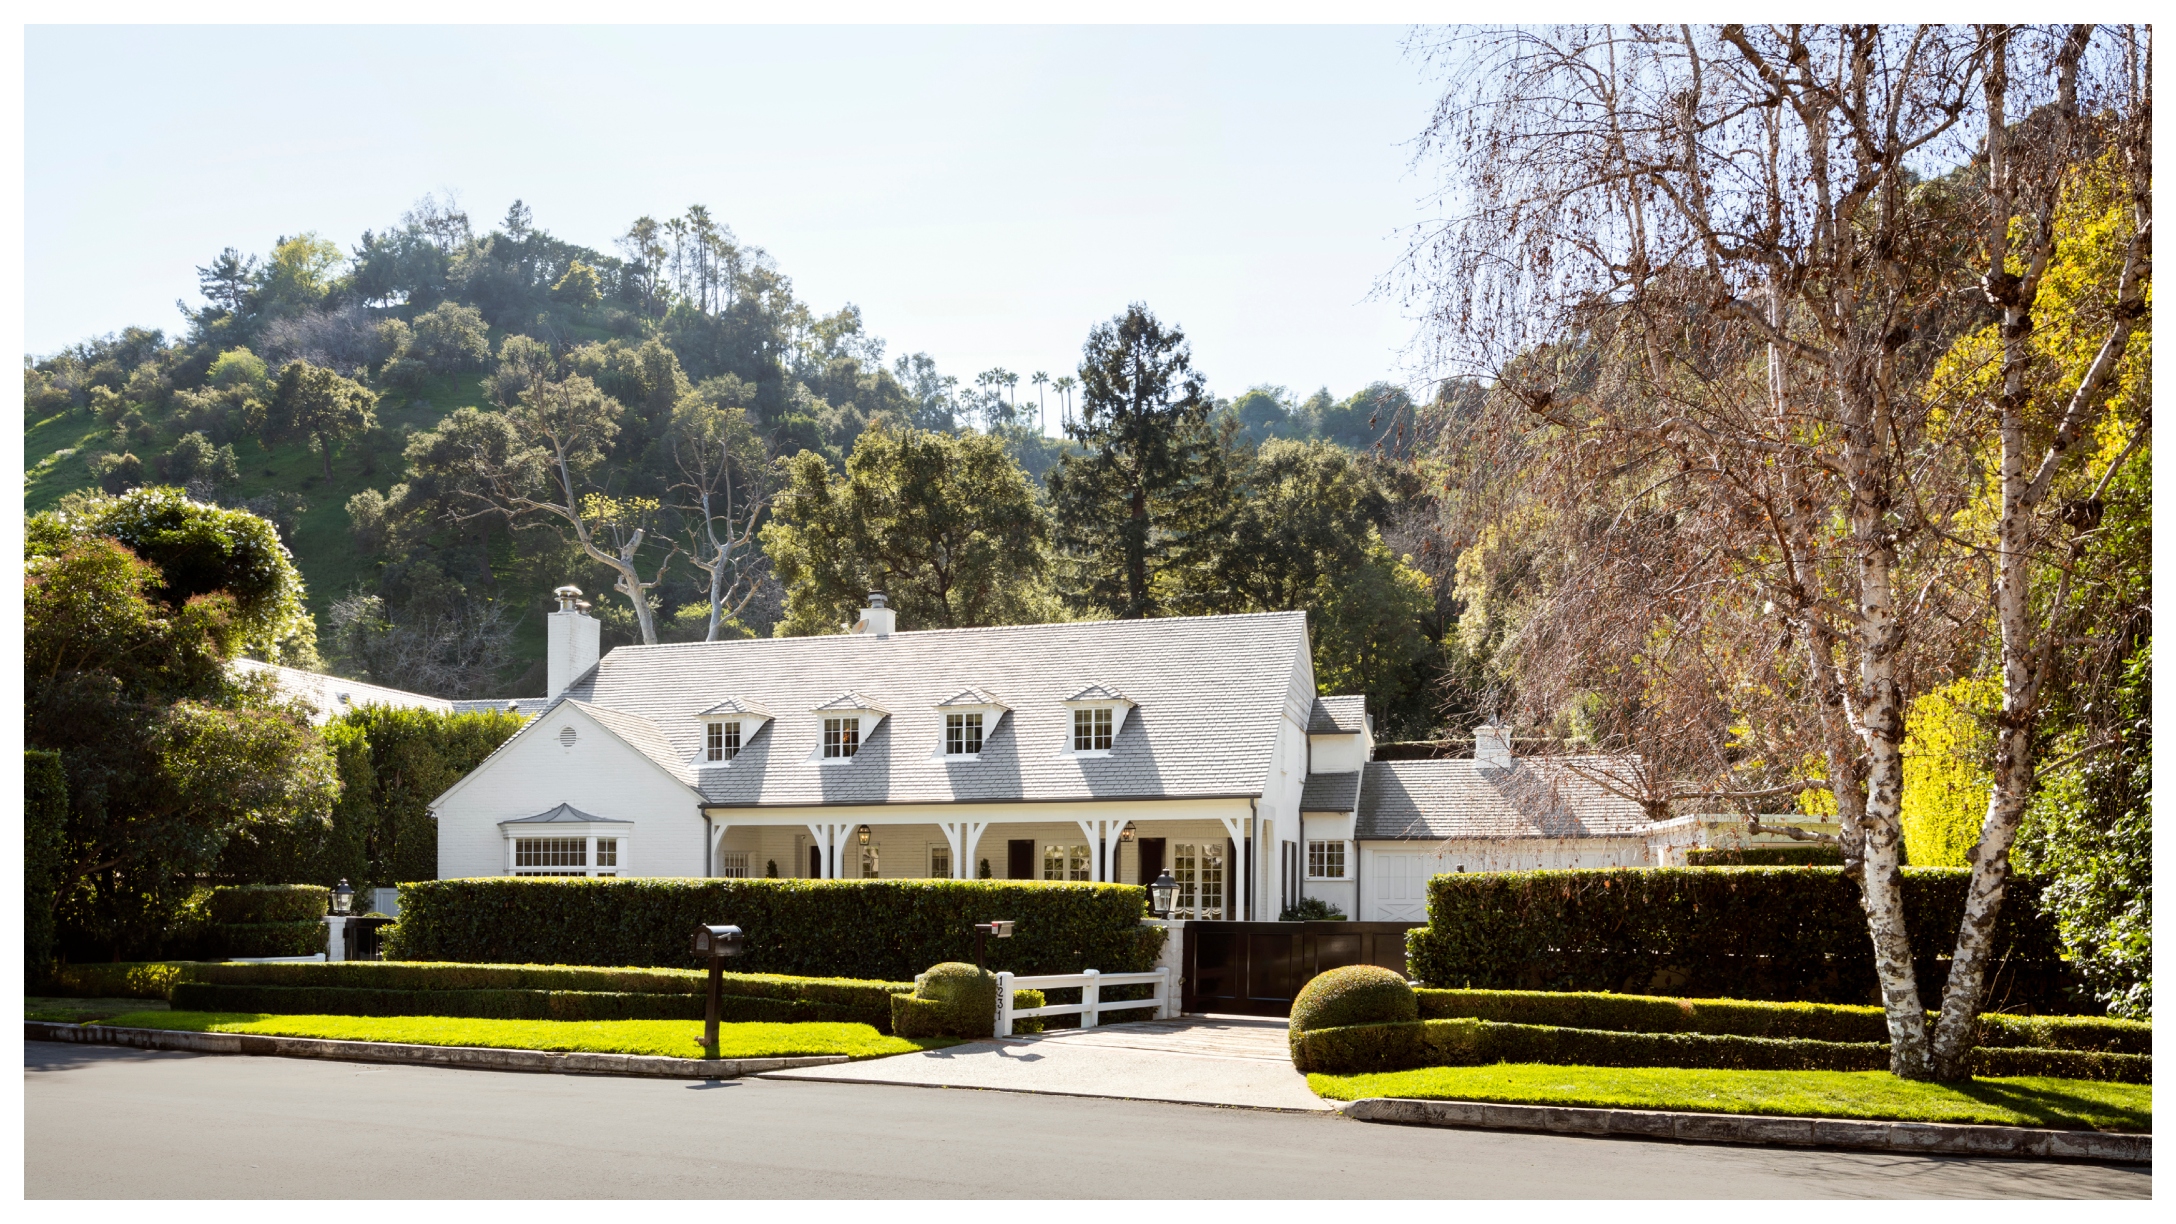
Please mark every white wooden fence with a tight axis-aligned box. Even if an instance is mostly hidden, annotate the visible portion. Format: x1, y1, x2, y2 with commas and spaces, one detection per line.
992, 967, 1176, 1037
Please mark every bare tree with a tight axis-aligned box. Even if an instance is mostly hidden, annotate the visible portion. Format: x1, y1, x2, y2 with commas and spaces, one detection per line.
670, 395, 773, 641
1401, 23, 2148, 1078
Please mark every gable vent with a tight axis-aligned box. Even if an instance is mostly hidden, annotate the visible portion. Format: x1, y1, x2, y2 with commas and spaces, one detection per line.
558, 726, 578, 748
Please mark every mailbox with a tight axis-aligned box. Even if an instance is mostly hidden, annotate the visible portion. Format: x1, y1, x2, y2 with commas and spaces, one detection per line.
693, 924, 744, 957
982, 920, 1014, 939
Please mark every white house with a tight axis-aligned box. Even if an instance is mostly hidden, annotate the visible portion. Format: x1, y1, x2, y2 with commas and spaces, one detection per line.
231, 658, 452, 725
430, 591, 1696, 921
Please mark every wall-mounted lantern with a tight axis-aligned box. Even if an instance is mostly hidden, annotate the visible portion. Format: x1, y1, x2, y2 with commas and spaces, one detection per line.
858, 824, 872, 846
1118, 822, 1137, 842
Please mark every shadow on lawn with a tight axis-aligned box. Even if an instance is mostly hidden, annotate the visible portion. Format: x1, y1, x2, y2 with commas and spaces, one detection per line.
1947, 1080, 2154, 1130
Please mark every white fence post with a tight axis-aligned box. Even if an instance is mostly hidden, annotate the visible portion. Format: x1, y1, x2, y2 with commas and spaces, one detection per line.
994, 970, 1014, 1038
1081, 969, 1100, 1029
1156, 966, 1175, 1019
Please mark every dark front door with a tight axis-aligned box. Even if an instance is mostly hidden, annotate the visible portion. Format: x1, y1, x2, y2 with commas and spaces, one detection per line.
1181, 921, 1423, 1016
1136, 838, 1165, 891
1007, 839, 1035, 880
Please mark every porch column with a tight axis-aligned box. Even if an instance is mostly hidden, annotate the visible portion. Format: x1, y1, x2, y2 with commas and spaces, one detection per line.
1075, 818, 1129, 883
1219, 815, 1249, 921
710, 822, 729, 876
941, 821, 989, 879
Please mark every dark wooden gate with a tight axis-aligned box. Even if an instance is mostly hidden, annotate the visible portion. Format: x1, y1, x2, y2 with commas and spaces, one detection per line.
1181, 921, 1423, 1016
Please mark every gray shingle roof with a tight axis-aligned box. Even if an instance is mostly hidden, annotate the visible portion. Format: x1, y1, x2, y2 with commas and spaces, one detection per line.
567, 700, 700, 788
557, 611, 1311, 808
1309, 694, 1368, 734
451, 697, 552, 718
499, 803, 630, 825
1357, 757, 1651, 839
1299, 771, 1360, 813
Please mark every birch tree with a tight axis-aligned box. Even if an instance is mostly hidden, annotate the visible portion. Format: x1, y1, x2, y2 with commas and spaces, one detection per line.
669, 394, 771, 641
1402, 23, 2148, 1078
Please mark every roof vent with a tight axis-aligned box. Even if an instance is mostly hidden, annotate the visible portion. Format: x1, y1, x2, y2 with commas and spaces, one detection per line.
558, 726, 578, 748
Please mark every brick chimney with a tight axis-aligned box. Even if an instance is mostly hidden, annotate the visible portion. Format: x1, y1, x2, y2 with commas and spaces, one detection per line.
548, 584, 601, 699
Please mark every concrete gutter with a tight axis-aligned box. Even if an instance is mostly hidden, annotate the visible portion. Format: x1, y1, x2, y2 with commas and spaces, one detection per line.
1343, 1096, 2151, 1166
26, 1021, 847, 1080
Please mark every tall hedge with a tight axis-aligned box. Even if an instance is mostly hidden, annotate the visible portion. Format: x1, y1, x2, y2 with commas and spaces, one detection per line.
386, 877, 1164, 981
25, 750, 69, 982
1406, 867, 2073, 1010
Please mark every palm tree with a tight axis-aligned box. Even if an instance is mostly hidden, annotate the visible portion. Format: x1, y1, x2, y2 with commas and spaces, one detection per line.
1031, 371, 1050, 434
1053, 375, 1078, 432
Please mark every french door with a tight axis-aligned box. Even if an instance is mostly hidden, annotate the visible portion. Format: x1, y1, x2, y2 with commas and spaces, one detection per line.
1170, 841, 1226, 920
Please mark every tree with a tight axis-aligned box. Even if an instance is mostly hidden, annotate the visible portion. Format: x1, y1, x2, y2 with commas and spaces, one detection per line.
670, 394, 772, 640
1404, 23, 2148, 1077
268, 360, 378, 480
25, 529, 337, 960
409, 302, 491, 374
763, 422, 1056, 634
1047, 304, 1217, 619
252, 232, 343, 319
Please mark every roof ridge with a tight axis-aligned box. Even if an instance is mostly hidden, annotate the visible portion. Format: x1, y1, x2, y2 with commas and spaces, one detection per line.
595, 609, 1309, 654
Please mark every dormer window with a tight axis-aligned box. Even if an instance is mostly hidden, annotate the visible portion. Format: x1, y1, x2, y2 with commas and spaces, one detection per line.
706, 720, 741, 762
946, 712, 984, 756
1073, 707, 1113, 752
1062, 684, 1135, 756
824, 716, 861, 758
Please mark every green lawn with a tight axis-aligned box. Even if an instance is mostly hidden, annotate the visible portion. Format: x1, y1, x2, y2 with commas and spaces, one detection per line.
100, 1010, 954, 1061
1309, 1063, 2152, 1132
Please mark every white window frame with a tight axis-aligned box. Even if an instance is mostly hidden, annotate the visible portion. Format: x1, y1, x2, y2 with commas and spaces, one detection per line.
1059, 696, 1133, 757
504, 828, 630, 877
929, 844, 953, 879
1043, 842, 1092, 881
705, 720, 742, 763
822, 716, 862, 761
1306, 839, 1351, 881
945, 711, 985, 758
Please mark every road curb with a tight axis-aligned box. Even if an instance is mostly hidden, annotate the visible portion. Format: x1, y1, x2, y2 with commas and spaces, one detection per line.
1341, 1096, 2152, 1165
25, 1021, 849, 1079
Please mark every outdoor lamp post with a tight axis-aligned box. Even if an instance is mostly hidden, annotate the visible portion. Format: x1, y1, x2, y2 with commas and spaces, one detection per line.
1149, 869, 1178, 920
973, 920, 1014, 969
691, 923, 745, 1051
332, 879, 354, 915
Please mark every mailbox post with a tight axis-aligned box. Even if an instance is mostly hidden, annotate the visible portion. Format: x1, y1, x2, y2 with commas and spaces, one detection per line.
691, 923, 745, 1051
972, 920, 1013, 970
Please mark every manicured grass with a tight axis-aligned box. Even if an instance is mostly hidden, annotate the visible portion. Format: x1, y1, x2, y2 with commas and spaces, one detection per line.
100, 1011, 955, 1061
1309, 1063, 2152, 1132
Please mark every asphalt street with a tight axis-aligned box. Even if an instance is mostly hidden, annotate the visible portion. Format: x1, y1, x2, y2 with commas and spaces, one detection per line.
24, 1043, 2151, 1199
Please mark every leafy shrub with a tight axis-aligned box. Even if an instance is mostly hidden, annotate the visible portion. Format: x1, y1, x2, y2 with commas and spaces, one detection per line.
1291, 966, 1417, 1057
1684, 846, 1842, 866
1406, 867, 2072, 1010
1291, 1018, 2151, 1083
208, 885, 330, 925
387, 878, 1162, 982
210, 922, 326, 959
892, 963, 996, 1039
25, 750, 68, 983
47, 962, 196, 1000
1414, 987, 2150, 1053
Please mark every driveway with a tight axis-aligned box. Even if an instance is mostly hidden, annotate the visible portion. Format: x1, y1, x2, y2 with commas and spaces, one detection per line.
25, 1042, 2150, 1198
762, 1014, 1328, 1110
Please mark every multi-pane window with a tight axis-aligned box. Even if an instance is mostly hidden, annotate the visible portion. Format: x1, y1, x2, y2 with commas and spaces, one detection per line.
706, 721, 741, 762
1171, 842, 1226, 919
1307, 840, 1347, 880
1044, 843, 1091, 881
860, 845, 881, 878
1072, 707, 1114, 752
514, 837, 586, 875
929, 846, 952, 879
824, 716, 860, 758
945, 712, 984, 756
594, 838, 618, 876
718, 851, 750, 879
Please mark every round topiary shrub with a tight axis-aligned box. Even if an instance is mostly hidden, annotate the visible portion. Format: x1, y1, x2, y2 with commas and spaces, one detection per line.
896, 961, 996, 1039
1289, 965, 1417, 1055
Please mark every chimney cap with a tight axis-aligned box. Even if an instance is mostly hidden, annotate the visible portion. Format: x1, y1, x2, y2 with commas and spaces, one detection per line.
866, 591, 888, 608
554, 585, 586, 613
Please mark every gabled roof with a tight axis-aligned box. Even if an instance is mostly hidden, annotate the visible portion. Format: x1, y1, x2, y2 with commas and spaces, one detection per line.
553, 611, 1312, 808
696, 696, 772, 718
812, 691, 887, 715
1064, 683, 1133, 705
574, 701, 698, 787
499, 803, 632, 825
1299, 771, 1361, 813
1308, 695, 1368, 735
1357, 757, 1650, 840
936, 687, 1008, 709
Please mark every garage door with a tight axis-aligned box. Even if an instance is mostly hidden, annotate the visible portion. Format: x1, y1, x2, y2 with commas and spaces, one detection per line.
1373, 853, 1431, 922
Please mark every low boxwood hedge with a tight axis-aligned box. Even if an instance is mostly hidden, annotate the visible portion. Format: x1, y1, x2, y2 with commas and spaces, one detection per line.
1413, 988, 2151, 1054
168, 982, 892, 1026
1406, 867, 2073, 1010
386, 878, 1164, 981
47, 962, 199, 1000
208, 885, 330, 925
1291, 1018, 2152, 1083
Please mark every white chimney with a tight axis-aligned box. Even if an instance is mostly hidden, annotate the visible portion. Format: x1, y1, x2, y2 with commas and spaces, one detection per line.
1474, 722, 1513, 768
851, 592, 896, 637
548, 584, 601, 699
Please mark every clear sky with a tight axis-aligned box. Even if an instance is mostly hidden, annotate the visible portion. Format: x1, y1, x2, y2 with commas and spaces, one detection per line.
25, 24, 1449, 409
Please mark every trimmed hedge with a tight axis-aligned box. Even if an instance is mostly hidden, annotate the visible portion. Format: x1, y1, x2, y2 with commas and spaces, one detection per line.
386, 878, 1164, 981
1406, 867, 2073, 1010
1685, 846, 1842, 866
1413, 988, 2152, 1054
208, 885, 330, 925
210, 922, 326, 959
47, 961, 197, 1000
169, 983, 892, 1026
1292, 1018, 2151, 1083
893, 963, 997, 1039
1290, 966, 1417, 1058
